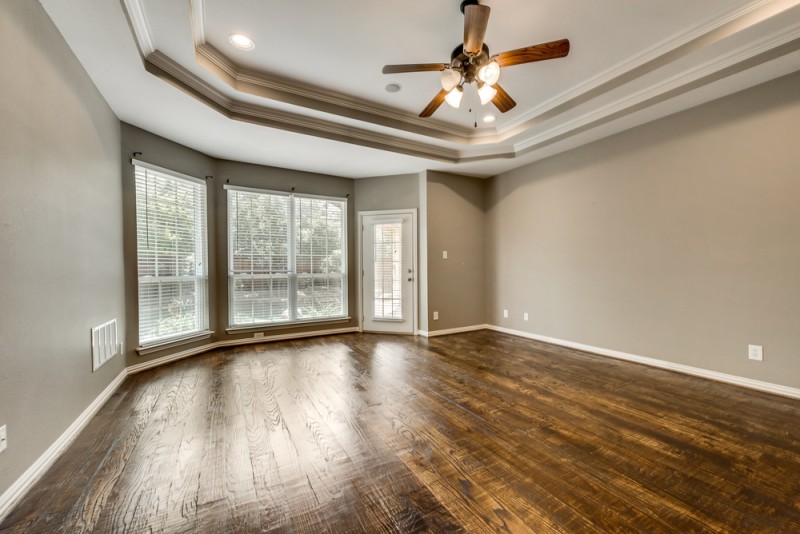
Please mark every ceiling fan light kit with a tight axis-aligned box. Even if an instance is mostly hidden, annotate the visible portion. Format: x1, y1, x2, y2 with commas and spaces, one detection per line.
382, 0, 570, 119
444, 86, 464, 108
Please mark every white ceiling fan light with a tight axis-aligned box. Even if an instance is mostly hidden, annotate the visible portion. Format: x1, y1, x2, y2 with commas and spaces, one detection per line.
477, 59, 500, 85
440, 68, 462, 92
478, 82, 497, 105
444, 86, 464, 108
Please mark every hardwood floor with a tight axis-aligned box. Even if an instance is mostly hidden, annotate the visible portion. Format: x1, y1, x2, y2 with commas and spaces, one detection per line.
2, 330, 800, 533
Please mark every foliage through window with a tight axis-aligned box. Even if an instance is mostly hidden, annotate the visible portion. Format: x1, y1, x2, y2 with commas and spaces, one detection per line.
135, 163, 208, 345
227, 186, 347, 326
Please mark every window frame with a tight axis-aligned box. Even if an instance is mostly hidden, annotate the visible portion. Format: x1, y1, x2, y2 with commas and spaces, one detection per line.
225, 184, 348, 330
133, 160, 210, 348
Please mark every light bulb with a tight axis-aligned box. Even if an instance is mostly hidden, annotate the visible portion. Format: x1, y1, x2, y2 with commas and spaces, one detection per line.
477, 60, 500, 85
440, 69, 461, 92
478, 83, 497, 105
444, 86, 463, 108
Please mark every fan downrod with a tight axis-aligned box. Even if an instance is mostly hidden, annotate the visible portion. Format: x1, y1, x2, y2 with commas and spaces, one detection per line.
460, 0, 480, 14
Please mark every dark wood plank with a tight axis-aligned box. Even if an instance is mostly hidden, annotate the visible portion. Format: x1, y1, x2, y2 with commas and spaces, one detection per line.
3, 331, 800, 533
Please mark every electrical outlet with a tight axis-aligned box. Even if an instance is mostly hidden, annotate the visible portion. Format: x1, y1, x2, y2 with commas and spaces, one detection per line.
442, 251, 448, 259
0, 425, 7, 454
503, 309, 508, 319
433, 311, 439, 320
523, 313, 529, 321
748, 344, 763, 361
254, 332, 264, 339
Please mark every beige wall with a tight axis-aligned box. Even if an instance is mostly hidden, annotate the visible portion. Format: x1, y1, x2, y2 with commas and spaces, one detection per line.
0, 0, 126, 496
426, 171, 486, 331
486, 70, 800, 389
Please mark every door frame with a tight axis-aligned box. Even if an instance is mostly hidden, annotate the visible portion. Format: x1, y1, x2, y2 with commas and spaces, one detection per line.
357, 209, 418, 334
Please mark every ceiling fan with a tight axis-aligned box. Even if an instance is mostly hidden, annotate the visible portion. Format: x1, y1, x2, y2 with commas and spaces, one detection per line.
382, 0, 570, 118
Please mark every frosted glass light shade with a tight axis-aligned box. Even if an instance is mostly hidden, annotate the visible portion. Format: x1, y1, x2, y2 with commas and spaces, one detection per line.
478, 83, 497, 105
444, 86, 463, 108
477, 60, 500, 85
441, 69, 461, 91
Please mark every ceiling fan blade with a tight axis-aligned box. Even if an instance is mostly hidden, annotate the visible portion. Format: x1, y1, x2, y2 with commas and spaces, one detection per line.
494, 39, 570, 68
419, 89, 448, 118
382, 63, 448, 74
464, 4, 491, 56
492, 84, 516, 113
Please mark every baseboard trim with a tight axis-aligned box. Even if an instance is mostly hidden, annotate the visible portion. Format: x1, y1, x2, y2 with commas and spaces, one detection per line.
127, 327, 360, 375
424, 324, 489, 338
0, 326, 360, 523
0, 368, 128, 523
486, 325, 800, 400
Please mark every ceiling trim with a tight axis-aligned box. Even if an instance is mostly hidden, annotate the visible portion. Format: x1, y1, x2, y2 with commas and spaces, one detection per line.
513, 32, 800, 155
144, 51, 465, 162
193, 42, 478, 142
502, 0, 782, 133
121, 0, 800, 165
121, 0, 155, 56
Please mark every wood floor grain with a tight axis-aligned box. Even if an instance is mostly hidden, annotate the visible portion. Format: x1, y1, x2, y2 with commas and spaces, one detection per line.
2, 331, 799, 533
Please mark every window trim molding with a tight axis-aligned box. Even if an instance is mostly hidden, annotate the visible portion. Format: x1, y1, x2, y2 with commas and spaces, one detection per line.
132, 158, 206, 185
225, 185, 349, 328
136, 330, 214, 355
133, 161, 209, 346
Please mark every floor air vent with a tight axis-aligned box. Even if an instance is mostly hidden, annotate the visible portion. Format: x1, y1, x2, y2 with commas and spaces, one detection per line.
92, 318, 120, 371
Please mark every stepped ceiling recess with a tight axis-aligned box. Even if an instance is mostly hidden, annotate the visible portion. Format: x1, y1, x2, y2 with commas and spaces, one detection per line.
40, 0, 800, 178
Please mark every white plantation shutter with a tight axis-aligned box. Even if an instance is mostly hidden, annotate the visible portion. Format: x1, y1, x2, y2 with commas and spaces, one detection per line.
226, 185, 346, 326
135, 163, 208, 344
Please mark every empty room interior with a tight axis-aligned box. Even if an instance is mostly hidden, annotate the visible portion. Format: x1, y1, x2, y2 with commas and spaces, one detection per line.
2, 0, 800, 532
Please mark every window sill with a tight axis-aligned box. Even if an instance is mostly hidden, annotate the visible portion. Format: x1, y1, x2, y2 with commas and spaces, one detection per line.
137, 330, 214, 355
226, 317, 352, 335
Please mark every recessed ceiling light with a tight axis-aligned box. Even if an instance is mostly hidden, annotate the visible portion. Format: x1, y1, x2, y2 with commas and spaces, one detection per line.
483, 114, 496, 123
229, 33, 255, 50
385, 83, 402, 93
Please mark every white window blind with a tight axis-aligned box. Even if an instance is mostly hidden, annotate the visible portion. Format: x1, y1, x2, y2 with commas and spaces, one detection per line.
227, 186, 346, 326
135, 163, 208, 345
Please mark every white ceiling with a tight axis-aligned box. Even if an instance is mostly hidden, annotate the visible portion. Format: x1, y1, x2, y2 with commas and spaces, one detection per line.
40, 0, 800, 178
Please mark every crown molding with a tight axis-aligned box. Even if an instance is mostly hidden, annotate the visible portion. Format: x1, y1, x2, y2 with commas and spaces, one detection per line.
121, 0, 155, 56
514, 25, 800, 153
145, 51, 463, 162
189, 0, 205, 46
120, 0, 800, 165
194, 43, 478, 142
501, 0, 800, 135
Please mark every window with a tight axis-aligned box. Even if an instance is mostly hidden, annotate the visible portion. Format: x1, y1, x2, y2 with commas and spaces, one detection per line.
227, 185, 347, 327
134, 162, 208, 345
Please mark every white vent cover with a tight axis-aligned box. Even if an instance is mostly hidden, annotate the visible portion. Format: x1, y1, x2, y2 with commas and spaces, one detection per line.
92, 319, 120, 372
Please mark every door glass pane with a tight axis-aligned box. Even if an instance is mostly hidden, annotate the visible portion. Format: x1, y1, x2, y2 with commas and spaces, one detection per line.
373, 223, 403, 319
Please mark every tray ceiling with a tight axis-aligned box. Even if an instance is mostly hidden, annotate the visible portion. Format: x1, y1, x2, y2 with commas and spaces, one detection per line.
40, 0, 800, 177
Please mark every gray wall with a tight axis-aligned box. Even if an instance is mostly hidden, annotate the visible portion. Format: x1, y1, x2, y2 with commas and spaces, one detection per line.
353, 173, 420, 213
120, 124, 217, 366
0, 0, 126, 496
486, 70, 800, 388
214, 160, 357, 343
426, 171, 486, 331
120, 125, 357, 366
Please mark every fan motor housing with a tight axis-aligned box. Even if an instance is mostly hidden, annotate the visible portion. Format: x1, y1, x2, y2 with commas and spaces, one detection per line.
451, 43, 490, 83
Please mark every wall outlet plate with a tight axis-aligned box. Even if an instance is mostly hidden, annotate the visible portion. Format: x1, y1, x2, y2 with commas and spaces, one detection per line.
523, 313, 529, 321
503, 309, 508, 319
748, 344, 763, 361
0, 425, 7, 454
433, 311, 439, 320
